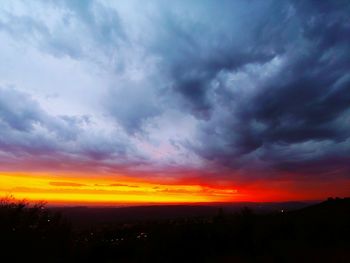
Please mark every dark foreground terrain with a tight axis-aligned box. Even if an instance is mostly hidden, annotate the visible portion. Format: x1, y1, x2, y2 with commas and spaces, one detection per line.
0, 198, 349, 262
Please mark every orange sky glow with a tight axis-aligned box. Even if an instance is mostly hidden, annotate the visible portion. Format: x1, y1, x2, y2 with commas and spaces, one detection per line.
0, 172, 240, 205
1, 172, 350, 206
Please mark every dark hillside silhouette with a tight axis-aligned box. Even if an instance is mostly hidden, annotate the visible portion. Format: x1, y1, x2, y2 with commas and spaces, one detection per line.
0, 197, 71, 262
1, 197, 350, 262
51, 202, 311, 228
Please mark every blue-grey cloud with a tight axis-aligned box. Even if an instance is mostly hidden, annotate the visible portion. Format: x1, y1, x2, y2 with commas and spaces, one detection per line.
0, 86, 145, 172
0, 0, 349, 181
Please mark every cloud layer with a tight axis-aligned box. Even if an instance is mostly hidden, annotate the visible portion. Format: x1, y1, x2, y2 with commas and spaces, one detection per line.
0, 0, 350, 186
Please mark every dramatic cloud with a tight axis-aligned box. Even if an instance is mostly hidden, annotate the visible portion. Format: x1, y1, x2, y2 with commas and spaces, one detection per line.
0, 0, 350, 190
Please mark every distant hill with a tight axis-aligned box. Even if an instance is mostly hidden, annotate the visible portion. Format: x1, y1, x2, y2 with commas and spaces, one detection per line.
51, 201, 312, 227
1, 198, 349, 262
292, 197, 350, 216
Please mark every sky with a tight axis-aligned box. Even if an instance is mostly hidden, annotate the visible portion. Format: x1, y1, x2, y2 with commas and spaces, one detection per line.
0, 0, 350, 204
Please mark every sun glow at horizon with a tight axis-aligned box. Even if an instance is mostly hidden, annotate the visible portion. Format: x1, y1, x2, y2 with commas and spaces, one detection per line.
0, 172, 240, 205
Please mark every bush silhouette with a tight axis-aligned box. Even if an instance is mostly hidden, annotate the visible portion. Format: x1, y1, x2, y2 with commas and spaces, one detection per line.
0, 197, 71, 262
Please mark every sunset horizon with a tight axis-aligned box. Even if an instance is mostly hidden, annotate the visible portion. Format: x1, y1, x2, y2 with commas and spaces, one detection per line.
1, 0, 350, 205
1, 1, 350, 262
2, 170, 350, 206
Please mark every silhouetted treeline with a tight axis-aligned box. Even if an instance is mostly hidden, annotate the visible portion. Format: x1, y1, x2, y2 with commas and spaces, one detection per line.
1, 197, 350, 262
0, 197, 71, 262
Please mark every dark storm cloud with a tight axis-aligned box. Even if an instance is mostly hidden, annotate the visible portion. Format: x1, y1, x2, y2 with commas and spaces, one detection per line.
183, 0, 350, 176
148, 0, 289, 119
0, 0, 349, 181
